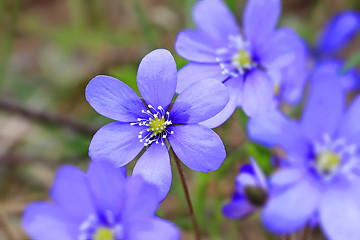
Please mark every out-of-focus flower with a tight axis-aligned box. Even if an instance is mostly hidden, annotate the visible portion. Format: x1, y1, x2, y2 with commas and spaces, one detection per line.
313, 11, 360, 91
86, 49, 229, 199
175, 0, 307, 126
248, 71, 360, 239
22, 162, 180, 240
317, 11, 360, 55
312, 60, 359, 91
223, 158, 268, 219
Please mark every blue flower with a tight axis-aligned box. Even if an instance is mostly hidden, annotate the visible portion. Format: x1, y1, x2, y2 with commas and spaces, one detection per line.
248, 71, 360, 239
313, 11, 360, 91
22, 162, 180, 240
316, 11, 360, 55
175, 0, 307, 126
85, 49, 229, 199
223, 158, 268, 219
312, 60, 359, 91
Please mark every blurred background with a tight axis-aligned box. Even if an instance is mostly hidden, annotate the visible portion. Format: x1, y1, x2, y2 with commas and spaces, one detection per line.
0, 0, 359, 239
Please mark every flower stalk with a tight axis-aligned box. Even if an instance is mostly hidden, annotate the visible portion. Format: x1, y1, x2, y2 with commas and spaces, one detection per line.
171, 148, 201, 240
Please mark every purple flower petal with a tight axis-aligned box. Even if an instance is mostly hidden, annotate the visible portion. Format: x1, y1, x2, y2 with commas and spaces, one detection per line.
317, 11, 360, 54
200, 77, 242, 128
341, 68, 360, 91
86, 162, 127, 216
127, 218, 180, 240
89, 122, 144, 167
242, 70, 274, 116
176, 62, 228, 93
258, 28, 299, 70
223, 198, 255, 219
243, 0, 281, 46
301, 74, 344, 142
237, 171, 257, 187
137, 49, 177, 110
133, 144, 172, 200
175, 30, 220, 63
22, 202, 77, 240
122, 176, 160, 222
320, 187, 360, 240
270, 168, 304, 188
171, 79, 229, 124
263, 28, 308, 105
313, 60, 359, 91
248, 111, 310, 163
262, 178, 320, 234
50, 165, 95, 222
168, 124, 226, 172
240, 163, 254, 175
85, 75, 145, 122
338, 95, 360, 143
280, 62, 308, 105
193, 0, 239, 42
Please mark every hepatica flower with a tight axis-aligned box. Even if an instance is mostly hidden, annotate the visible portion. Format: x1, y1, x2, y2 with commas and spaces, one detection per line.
248, 72, 360, 239
316, 11, 360, 56
22, 162, 180, 240
175, 0, 307, 127
86, 49, 229, 199
223, 158, 268, 219
313, 11, 360, 91
312, 60, 359, 91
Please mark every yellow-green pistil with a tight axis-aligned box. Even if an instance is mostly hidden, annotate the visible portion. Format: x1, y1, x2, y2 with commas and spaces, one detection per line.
148, 116, 166, 136
232, 50, 252, 69
316, 151, 340, 175
274, 83, 281, 95
93, 227, 114, 240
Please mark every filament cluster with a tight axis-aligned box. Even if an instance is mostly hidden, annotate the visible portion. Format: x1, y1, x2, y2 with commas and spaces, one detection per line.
78, 211, 123, 240
131, 105, 174, 146
216, 35, 255, 77
313, 134, 359, 180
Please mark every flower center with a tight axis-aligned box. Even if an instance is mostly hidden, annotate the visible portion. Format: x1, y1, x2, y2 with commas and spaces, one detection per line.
78, 212, 124, 240
93, 227, 114, 240
273, 83, 281, 95
231, 50, 252, 70
215, 35, 255, 77
312, 134, 360, 181
131, 105, 173, 146
148, 116, 166, 135
315, 151, 340, 176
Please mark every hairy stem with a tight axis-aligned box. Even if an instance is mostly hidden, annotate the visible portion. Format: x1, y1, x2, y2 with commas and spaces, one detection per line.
171, 149, 201, 240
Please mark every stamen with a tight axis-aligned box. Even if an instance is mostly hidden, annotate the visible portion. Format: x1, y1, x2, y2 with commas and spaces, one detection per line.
93, 227, 114, 240
216, 34, 255, 76
232, 50, 252, 70
316, 151, 340, 176
78, 211, 123, 240
131, 106, 173, 146
313, 134, 360, 181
